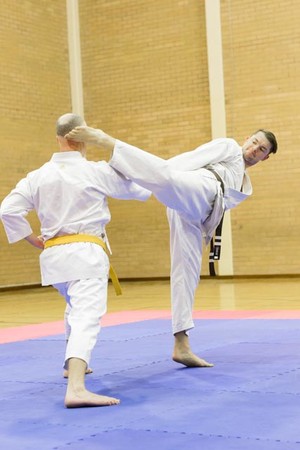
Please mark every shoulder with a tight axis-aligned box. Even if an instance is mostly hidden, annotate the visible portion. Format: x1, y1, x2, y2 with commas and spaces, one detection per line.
210, 137, 239, 147
216, 137, 241, 155
200, 138, 241, 156
26, 161, 51, 179
86, 160, 119, 179
224, 137, 238, 145
200, 137, 239, 149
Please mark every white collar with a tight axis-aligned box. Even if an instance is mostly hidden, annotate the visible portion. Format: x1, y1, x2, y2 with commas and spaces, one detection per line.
51, 151, 85, 161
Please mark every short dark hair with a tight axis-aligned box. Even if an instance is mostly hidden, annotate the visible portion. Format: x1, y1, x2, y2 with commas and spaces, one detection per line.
56, 113, 85, 137
254, 129, 278, 154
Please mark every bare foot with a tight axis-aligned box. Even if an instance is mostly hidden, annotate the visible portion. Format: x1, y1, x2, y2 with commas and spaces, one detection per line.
172, 350, 213, 367
65, 126, 115, 152
65, 388, 120, 408
65, 126, 102, 144
65, 357, 120, 408
173, 331, 213, 368
63, 367, 93, 379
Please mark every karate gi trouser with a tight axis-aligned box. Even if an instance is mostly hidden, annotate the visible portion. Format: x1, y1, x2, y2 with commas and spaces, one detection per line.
167, 208, 203, 334
53, 277, 108, 368
64, 304, 71, 341
110, 140, 218, 334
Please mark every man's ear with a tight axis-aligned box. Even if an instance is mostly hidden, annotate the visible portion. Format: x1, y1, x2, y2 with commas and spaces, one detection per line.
67, 139, 77, 150
262, 154, 270, 161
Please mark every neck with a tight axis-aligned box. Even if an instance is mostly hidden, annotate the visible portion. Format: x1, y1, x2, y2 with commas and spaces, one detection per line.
60, 147, 78, 152
56, 136, 85, 155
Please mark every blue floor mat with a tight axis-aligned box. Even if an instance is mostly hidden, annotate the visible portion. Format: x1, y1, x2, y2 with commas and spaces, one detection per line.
1, 319, 300, 449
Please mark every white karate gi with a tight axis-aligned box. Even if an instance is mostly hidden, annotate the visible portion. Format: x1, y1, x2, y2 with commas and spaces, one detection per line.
0, 151, 151, 366
109, 138, 253, 334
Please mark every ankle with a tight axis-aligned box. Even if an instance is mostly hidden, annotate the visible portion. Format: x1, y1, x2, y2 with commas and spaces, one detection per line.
67, 383, 86, 396
174, 331, 190, 349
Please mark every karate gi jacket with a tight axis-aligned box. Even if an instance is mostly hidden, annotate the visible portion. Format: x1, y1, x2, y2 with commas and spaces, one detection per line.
167, 137, 253, 243
0, 152, 151, 285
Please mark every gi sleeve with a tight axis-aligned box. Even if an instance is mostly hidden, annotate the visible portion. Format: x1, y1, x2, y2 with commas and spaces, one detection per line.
0, 177, 34, 243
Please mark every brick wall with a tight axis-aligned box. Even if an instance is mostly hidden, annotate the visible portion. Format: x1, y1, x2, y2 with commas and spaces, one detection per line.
80, 0, 300, 278
0, 0, 299, 287
80, 0, 210, 277
0, 0, 71, 286
221, 0, 300, 275
79, 0, 211, 278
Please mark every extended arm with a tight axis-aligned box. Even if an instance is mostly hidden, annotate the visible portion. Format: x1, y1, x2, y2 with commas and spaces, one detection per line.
0, 177, 37, 244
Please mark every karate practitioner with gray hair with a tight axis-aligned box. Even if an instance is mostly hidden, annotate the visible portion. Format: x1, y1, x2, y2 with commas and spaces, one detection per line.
0, 113, 151, 408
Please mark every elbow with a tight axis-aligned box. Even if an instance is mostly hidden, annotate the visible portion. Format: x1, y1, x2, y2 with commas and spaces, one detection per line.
0, 207, 12, 223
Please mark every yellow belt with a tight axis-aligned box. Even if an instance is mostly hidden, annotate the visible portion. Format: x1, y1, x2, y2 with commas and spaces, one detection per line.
44, 234, 122, 296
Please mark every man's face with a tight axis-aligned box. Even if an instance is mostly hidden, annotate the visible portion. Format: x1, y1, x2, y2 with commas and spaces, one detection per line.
242, 131, 272, 167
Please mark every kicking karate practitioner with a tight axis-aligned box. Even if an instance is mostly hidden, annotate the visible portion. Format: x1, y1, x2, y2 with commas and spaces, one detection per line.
0, 113, 151, 408
65, 125, 278, 368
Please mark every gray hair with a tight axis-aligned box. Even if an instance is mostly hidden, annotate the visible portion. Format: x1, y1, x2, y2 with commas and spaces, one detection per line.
56, 113, 85, 137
